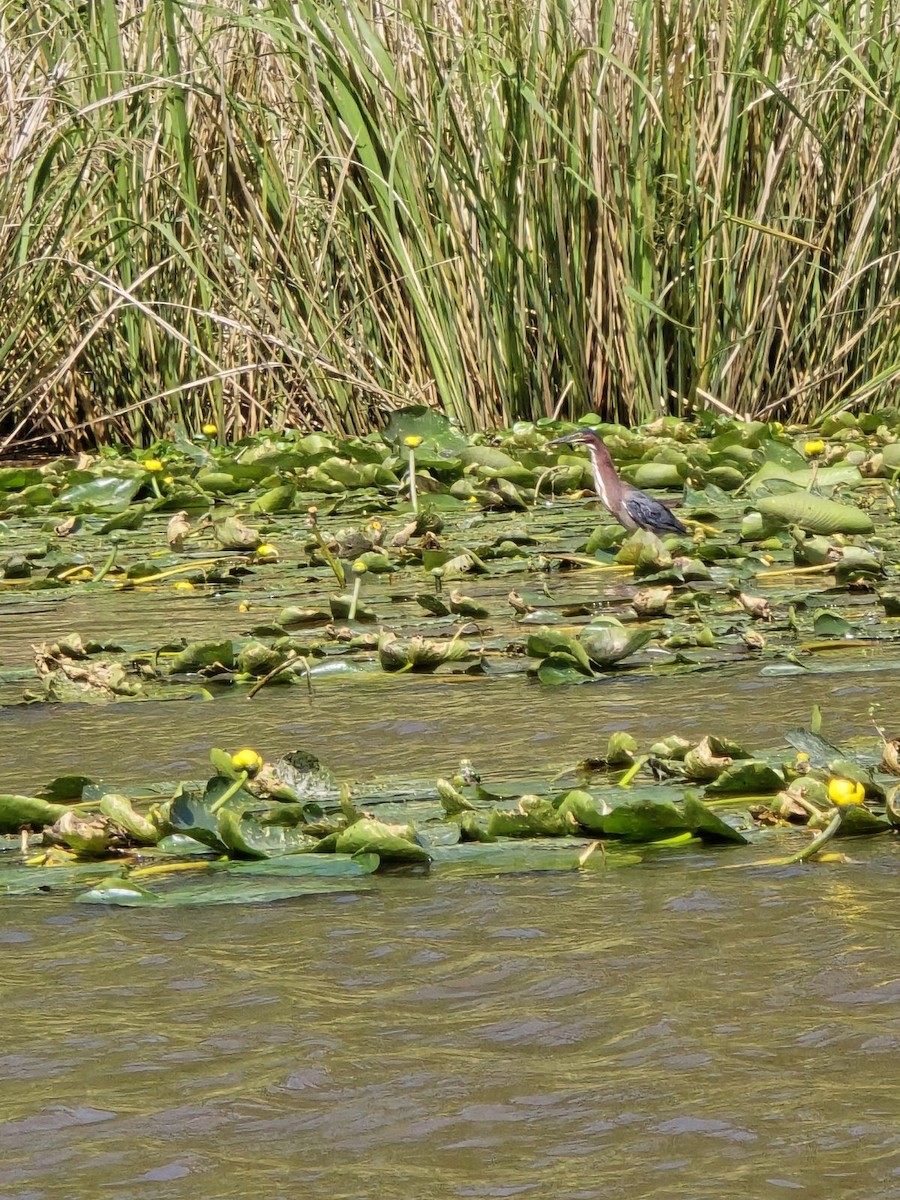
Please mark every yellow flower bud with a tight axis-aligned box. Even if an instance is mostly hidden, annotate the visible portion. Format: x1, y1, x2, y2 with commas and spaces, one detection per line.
231, 749, 263, 775
256, 543, 278, 559
173, 580, 194, 591
352, 559, 368, 574
827, 777, 865, 806
201, 423, 218, 437
804, 439, 825, 456
143, 458, 164, 472
403, 435, 423, 448
163, 475, 174, 484
795, 751, 810, 762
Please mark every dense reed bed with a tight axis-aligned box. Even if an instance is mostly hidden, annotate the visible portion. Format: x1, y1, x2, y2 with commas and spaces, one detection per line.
2, 0, 899, 448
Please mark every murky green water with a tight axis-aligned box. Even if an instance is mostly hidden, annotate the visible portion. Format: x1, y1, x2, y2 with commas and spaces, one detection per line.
5, 470, 900, 1196
3, 842, 899, 1199
5, 648, 900, 1198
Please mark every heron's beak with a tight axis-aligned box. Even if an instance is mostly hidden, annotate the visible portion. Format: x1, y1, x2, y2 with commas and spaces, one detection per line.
546, 432, 588, 447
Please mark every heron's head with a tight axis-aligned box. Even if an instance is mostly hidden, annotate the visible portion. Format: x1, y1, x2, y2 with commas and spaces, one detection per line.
546, 429, 602, 449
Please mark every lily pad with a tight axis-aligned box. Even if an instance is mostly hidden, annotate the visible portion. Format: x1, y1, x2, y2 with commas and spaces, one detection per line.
682, 793, 750, 843
755, 492, 874, 535
334, 818, 431, 863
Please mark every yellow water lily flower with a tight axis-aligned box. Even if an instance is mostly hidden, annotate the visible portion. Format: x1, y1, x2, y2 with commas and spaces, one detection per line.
173, 580, 194, 591
352, 559, 368, 574
201, 423, 218, 437
143, 457, 164, 472
804, 439, 825, 457
231, 749, 263, 775
256, 543, 278, 559
795, 751, 810, 763
403, 435, 423, 449
827, 777, 865, 806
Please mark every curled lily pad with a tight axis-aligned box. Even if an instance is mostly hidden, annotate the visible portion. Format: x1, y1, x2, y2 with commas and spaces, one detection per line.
168, 640, 234, 674
536, 656, 593, 685
486, 797, 570, 838
46, 811, 112, 856
556, 789, 611, 834
683, 737, 734, 781
98, 794, 158, 844
215, 515, 261, 550
378, 633, 470, 672
0, 794, 71, 833
526, 629, 593, 673
216, 809, 320, 859
437, 777, 476, 814
334, 818, 430, 862
704, 761, 785, 795
577, 618, 652, 667
755, 492, 874, 535
682, 793, 749, 843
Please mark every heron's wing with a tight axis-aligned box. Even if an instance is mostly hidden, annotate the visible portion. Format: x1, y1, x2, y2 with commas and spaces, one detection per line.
622, 490, 688, 534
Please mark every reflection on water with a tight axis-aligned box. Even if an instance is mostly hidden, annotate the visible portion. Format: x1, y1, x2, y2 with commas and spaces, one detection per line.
1, 847, 899, 1199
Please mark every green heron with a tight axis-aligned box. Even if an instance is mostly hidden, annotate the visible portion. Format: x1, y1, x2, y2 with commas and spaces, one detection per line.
548, 430, 688, 536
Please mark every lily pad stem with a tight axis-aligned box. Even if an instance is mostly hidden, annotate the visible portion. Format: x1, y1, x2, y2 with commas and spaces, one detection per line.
209, 771, 249, 814
247, 652, 311, 700
94, 544, 118, 583
348, 573, 362, 621
617, 757, 646, 788
309, 525, 345, 589
407, 447, 418, 514
783, 807, 843, 864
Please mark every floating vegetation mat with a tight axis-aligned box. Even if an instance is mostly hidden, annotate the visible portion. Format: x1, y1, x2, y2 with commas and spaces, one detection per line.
2, 718, 899, 907
3, 406, 900, 902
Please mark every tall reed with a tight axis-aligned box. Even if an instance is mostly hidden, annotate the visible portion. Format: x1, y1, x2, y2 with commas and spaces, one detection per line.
1, 0, 899, 448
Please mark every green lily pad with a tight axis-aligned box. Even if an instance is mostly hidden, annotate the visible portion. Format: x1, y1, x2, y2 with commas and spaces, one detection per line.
334, 818, 430, 862
556, 789, 611, 834
755, 492, 874, 535
75, 874, 375, 907
168, 640, 235, 673
216, 807, 319, 859
682, 793, 750, 843
428, 841, 638, 876
98, 794, 159, 844
486, 797, 570, 838
526, 629, 593, 673
704, 761, 785, 795
57, 476, 141, 512
0, 794, 71, 833
577, 618, 653, 666
600, 793, 688, 841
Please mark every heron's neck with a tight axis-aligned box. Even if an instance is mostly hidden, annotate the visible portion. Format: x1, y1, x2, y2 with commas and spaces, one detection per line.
587, 443, 622, 511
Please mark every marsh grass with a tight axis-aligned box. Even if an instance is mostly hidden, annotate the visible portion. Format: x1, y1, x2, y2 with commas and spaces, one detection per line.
2, 0, 900, 448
